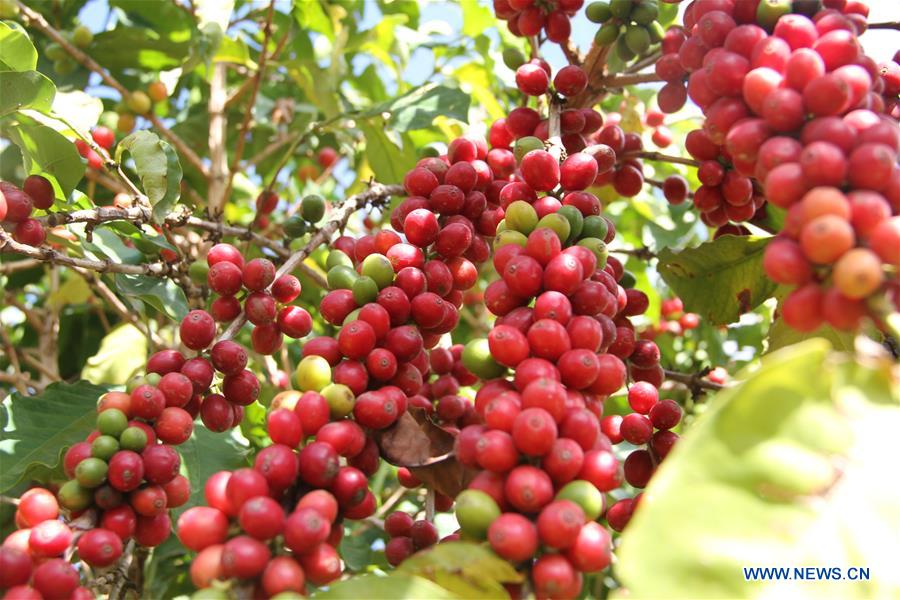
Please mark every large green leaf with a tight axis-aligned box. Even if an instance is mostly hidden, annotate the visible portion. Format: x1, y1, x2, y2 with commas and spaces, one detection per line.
0, 70, 55, 116
314, 573, 461, 600
116, 131, 182, 221
767, 317, 853, 354
360, 120, 417, 184
90, 27, 191, 70
657, 236, 777, 325
0, 22, 37, 71
363, 83, 471, 131
0, 381, 107, 492
2, 115, 83, 196
81, 324, 148, 385
115, 273, 189, 321
179, 428, 249, 514
616, 339, 900, 599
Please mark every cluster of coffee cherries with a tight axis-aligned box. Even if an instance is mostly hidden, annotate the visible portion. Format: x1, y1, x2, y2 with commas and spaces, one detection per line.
410, 344, 479, 426
662, 0, 900, 328
640, 296, 701, 339
73, 127, 116, 171
383, 511, 444, 566
588, 0, 666, 64
0, 176, 52, 247
203, 242, 310, 355
493, 0, 584, 44
177, 477, 350, 595
0, 397, 192, 599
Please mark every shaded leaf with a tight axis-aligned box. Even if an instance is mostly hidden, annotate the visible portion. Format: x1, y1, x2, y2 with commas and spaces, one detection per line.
115, 273, 189, 321
91, 27, 191, 70
657, 236, 777, 326
616, 340, 900, 599
0, 22, 37, 71
0, 381, 107, 492
363, 83, 471, 131
179, 428, 250, 514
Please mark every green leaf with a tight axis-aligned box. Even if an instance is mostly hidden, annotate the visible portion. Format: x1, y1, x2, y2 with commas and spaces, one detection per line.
314, 573, 462, 600
399, 543, 523, 599
0, 70, 55, 116
767, 317, 853, 354
293, 0, 334, 42
115, 273, 189, 321
359, 120, 417, 184
179, 427, 249, 513
657, 236, 777, 326
91, 27, 191, 70
616, 339, 900, 599
81, 324, 148, 385
0, 21, 37, 71
104, 222, 177, 255
116, 131, 182, 221
0, 381, 108, 492
461, 1, 494, 37
363, 83, 471, 131
79, 225, 144, 265
2, 114, 83, 196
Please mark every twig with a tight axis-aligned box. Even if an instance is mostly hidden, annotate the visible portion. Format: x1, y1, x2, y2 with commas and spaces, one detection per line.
225, 0, 277, 201
868, 21, 899, 29
600, 71, 665, 88
0, 229, 175, 276
15, 1, 208, 178
218, 183, 404, 340
663, 369, 726, 393
0, 320, 28, 394
0, 258, 41, 274
561, 37, 582, 65
625, 50, 661, 74
72, 267, 164, 347
609, 246, 657, 260
425, 488, 435, 522
622, 150, 701, 168
207, 62, 229, 219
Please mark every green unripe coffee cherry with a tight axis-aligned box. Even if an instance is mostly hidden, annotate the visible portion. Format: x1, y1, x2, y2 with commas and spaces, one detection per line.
616, 35, 637, 61
72, 25, 93, 48
556, 480, 604, 521
295, 355, 331, 392
120, 426, 148, 452
53, 58, 77, 75
283, 215, 308, 238
624, 25, 651, 55
557, 205, 584, 244
493, 229, 528, 251
322, 383, 355, 419
419, 146, 440, 158
326, 249, 353, 270
75, 457, 108, 488
585, 1, 611, 23
581, 215, 609, 241
619, 270, 636, 289
0, 0, 20, 18
45, 43, 66, 61
514, 136, 544, 163
300, 194, 326, 223
609, 0, 633, 19
97, 408, 128, 438
91, 435, 120, 461
630, 1, 659, 25
127, 91, 152, 114
757, 0, 792, 31
595, 22, 620, 46
537, 213, 571, 245
462, 339, 506, 379
455, 489, 501, 540
495, 219, 508, 234
188, 261, 209, 285
145, 373, 161, 386
360, 253, 394, 289
502, 47, 526, 70
505, 201, 538, 235
352, 275, 379, 305
327, 265, 358, 290
57, 480, 93, 512
577, 238, 609, 269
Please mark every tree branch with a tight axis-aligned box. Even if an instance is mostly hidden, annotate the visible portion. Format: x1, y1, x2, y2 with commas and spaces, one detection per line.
218, 182, 404, 340
622, 150, 701, 168
15, 1, 209, 178
207, 62, 229, 219
600, 71, 666, 88
664, 369, 726, 393
867, 21, 899, 29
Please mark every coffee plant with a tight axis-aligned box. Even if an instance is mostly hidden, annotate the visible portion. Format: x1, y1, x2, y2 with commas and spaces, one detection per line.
0, 0, 898, 599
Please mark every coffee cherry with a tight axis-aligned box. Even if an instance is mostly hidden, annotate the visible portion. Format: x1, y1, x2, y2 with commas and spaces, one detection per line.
179, 310, 216, 350
554, 65, 588, 97
23, 175, 54, 210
